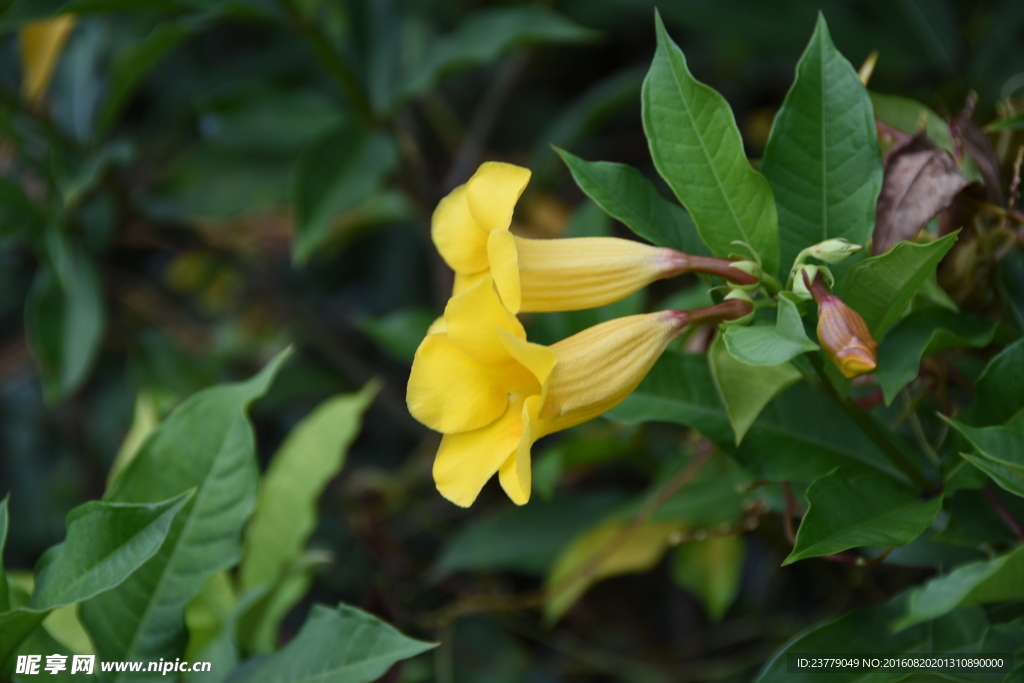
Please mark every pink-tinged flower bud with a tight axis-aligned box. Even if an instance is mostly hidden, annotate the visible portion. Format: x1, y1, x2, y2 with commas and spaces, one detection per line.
805, 272, 878, 379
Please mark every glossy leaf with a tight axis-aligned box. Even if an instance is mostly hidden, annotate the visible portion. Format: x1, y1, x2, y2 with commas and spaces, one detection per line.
642, 13, 779, 274
984, 110, 1024, 132
894, 546, 1024, 630
293, 125, 397, 265
80, 350, 291, 675
555, 148, 706, 254
723, 297, 818, 366
0, 494, 190, 664
840, 232, 958, 338
239, 383, 377, 653
232, 604, 436, 683
785, 470, 942, 564
761, 16, 882, 275
672, 536, 744, 622
709, 334, 801, 444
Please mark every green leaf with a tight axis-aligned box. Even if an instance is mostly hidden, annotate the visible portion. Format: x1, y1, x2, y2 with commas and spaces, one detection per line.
870, 92, 957, 153
943, 418, 1024, 498
396, 7, 596, 106
785, 469, 942, 564
554, 148, 706, 254
232, 604, 436, 683
96, 23, 190, 136
985, 110, 1024, 132
642, 13, 779, 274
292, 124, 397, 266
840, 232, 958, 338
966, 338, 1024, 427
239, 383, 378, 653
433, 493, 626, 577
0, 179, 40, 241
877, 309, 997, 404
0, 494, 191, 665
723, 297, 818, 366
80, 349, 291, 675
709, 334, 801, 444
756, 599, 1008, 682
894, 546, 1024, 631
0, 497, 9, 613
609, 351, 899, 481
761, 15, 882, 276
672, 536, 744, 622
356, 308, 437, 364
24, 235, 105, 401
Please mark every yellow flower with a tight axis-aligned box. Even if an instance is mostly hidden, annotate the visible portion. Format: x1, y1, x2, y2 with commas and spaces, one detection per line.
407, 276, 690, 506
19, 15, 76, 105
433, 161, 754, 314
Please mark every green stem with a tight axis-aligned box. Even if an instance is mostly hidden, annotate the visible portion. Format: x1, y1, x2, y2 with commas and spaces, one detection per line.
278, 0, 376, 126
808, 354, 934, 493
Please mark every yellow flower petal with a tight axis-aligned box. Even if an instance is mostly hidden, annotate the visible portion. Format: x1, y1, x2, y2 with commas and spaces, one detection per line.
498, 395, 542, 505
487, 229, 522, 313
434, 399, 527, 507
407, 334, 522, 434
432, 185, 490, 273
465, 162, 531, 233
497, 329, 557, 390
514, 236, 680, 312
540, 311, 685, 433
452, 270, 487, 296
426, 316, 447, 335
444, 276, 526, 365
19, 15, 76, 104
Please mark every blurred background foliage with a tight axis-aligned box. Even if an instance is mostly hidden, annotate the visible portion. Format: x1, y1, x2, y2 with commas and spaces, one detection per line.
1, 0, 1024, 680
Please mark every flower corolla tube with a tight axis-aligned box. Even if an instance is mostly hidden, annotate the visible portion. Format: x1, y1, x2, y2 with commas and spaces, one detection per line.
431, 161, 755, 313
407, 277, 693, 506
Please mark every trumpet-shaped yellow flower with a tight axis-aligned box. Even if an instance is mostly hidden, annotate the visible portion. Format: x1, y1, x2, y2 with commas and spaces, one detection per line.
433, 161, 747, 313
19, 15, 76, 104
407, 276, 689, 506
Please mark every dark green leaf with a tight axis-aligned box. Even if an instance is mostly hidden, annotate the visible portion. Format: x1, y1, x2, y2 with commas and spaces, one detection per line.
232, 604, 436, 683
723, 297, 818, 366
356, 308, 437, 363
785, 469, 942, 564
984, 111, 1024, 132
433, 493, 626, 577
709, 334, 801, 444
96, 23, 190, 136
554, 148, 706, 254
642, 13, 779, 274
761, 15, 882, 275
293, 125, 397, 265
894, 546, 1024, 631
943, 418, 1024, 498
239, 383, 377, 653
24, 235, 105, 401
840, 232, 958, 337
0, 180, 40, 241
756, 599, 1007, 682
81, 350, 291, 675
966, 338, 1024, 427
397, 7, 596, 106
877, 309, 997, 404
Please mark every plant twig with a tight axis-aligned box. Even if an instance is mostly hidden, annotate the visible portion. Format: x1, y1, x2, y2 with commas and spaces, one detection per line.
983, 486, 1024, 543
